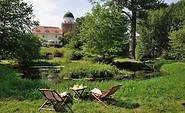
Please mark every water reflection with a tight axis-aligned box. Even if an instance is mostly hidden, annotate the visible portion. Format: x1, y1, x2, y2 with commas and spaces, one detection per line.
127, 70, 161, 80
17, 66, 63, 83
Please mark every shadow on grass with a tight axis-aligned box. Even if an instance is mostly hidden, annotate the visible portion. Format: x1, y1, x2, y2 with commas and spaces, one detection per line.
58, 93, 74, 113
43, 96, 74, 113
83, 92, 139, 109
106, 98, 140, 109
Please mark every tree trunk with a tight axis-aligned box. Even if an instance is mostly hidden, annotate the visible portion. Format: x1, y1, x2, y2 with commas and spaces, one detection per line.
129, 0, 136, 59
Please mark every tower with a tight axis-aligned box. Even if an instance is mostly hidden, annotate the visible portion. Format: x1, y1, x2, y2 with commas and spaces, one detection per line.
61, 11, 74, 35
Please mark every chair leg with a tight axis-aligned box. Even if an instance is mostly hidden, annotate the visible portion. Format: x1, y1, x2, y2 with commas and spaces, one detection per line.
66, 104, 74, 113
91, 93, 108, 107
56, 98, 73, 113
39, 100, 55, 111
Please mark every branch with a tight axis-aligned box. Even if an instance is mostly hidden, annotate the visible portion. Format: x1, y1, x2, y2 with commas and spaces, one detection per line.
122, 10, 132, 21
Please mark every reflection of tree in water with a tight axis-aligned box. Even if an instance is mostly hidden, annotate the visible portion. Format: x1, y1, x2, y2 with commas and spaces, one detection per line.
17, 66, 61, 83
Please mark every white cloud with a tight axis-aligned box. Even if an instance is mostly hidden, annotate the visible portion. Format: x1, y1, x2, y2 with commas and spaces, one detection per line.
23, 0, 93, 27
24, 0, 58, 13
80, 9, 91, 17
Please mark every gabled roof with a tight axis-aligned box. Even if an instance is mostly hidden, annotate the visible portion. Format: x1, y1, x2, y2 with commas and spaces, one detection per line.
32, 26, 63, 34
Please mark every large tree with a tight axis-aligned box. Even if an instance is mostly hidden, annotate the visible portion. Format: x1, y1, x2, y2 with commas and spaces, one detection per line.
89, 0, 167, 59
80, 3, 128, 62
0, 0, 40, 63
136, 0, 185, 60
167, 0, 185, 60
136, 8, 170, 59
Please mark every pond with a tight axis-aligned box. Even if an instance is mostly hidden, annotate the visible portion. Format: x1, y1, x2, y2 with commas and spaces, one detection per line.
126, 70, 162, 80
16, 61, 161, 82
17, 66, 64, 83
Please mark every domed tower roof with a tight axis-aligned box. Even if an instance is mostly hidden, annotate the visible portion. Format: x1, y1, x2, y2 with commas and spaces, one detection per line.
63, 11, 74, 19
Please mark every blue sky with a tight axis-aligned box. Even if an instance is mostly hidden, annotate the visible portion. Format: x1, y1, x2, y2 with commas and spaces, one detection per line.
24, 0, 180, 28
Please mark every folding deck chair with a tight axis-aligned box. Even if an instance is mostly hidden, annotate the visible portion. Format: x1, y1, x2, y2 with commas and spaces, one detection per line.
89, 85, 122, 107
38, 89, 72, 112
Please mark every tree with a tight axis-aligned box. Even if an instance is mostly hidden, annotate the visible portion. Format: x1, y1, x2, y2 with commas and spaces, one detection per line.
136, 8, 170, 59
89, 0, 167, 59
80, 3, 128, 62
168, 26, 185, 60
67, 17, 85, 49
167, 0, 185, 60
0, 0, 40, 63
136, 0, 185, 60
14, 34, 41, 64
167, 0, 185, 32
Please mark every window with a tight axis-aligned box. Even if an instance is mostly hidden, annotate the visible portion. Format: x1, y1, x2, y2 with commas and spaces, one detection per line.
45, 30, 49, 33
55, 30, 59, 33
35, 29, 40, 32
43, 35, 45, 38
55, 35, 57, 38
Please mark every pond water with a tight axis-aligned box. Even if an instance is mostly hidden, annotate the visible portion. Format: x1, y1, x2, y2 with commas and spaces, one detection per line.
127, 70, 162, 80
17, 66, 63, 83
17, 62, 161, 83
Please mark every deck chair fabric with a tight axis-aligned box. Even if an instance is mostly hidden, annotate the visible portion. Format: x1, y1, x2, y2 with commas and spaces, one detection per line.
89, 85, 122, 107
38, 89, 72, 111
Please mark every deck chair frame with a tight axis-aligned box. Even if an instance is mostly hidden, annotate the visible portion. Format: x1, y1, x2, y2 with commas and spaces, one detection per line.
38, 89, 72, 112
89, 85, 122, 107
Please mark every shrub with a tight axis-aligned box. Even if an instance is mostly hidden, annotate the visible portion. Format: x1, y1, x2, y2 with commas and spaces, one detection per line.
60, 61, 119, 79
54, 50, 64, 57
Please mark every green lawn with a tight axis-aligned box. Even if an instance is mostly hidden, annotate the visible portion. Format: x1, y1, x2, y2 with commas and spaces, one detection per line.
0, 61, 185, 113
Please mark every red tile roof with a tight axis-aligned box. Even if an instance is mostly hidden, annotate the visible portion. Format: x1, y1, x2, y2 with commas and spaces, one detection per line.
32, 26, 63, 34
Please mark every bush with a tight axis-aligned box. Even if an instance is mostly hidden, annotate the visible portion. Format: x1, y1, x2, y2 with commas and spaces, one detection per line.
54, 50, 64, 57
60, 61, 119, 79
71, 50, 83, 60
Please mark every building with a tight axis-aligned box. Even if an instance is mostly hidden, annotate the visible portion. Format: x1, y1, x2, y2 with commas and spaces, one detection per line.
32, 11, 75, 46
62, 11, 75, 34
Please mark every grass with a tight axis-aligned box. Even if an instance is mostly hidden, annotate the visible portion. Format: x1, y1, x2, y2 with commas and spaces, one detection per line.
0, 61, 185, 112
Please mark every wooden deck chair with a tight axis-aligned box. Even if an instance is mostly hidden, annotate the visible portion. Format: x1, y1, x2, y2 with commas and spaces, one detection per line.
38, 89, 72, 112
89, 85, 122, 107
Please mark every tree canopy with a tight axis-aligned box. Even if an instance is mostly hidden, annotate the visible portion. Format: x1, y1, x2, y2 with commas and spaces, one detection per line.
0, 0, 40, 63
88, 0, 167, 59
80, 3, 129, 62
136, 0, 185, 60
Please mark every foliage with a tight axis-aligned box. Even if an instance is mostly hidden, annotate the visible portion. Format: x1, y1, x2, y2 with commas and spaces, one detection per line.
137, 0, 185, 60
167, 0, 185, 32
80, 3, 129, 62
67, 17, 85, 50
60, 61, 119, 79
1, 62, 185, 112
40, 47, 65, 58
89, 0, 167, 59
0, 0, 39, 63
136, 8, 170, 60
59, 17, 85, 61
167, 26, 185, 60
15, 34, 41, 64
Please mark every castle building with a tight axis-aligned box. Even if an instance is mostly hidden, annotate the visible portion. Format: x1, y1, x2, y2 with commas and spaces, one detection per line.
62, 11, 74, 34
32, 11, 75, 46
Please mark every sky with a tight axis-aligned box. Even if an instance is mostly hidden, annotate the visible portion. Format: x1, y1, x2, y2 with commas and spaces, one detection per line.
24, 0, 180, 28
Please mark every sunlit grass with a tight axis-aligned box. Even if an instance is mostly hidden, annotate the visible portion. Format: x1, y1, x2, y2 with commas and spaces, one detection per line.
0, 61, 185, 112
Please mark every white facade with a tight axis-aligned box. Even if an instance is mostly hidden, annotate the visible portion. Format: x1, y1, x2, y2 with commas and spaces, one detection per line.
63, 17, 74, 24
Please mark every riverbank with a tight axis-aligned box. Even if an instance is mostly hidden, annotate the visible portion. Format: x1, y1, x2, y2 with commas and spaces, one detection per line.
0, 61, 185, 112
